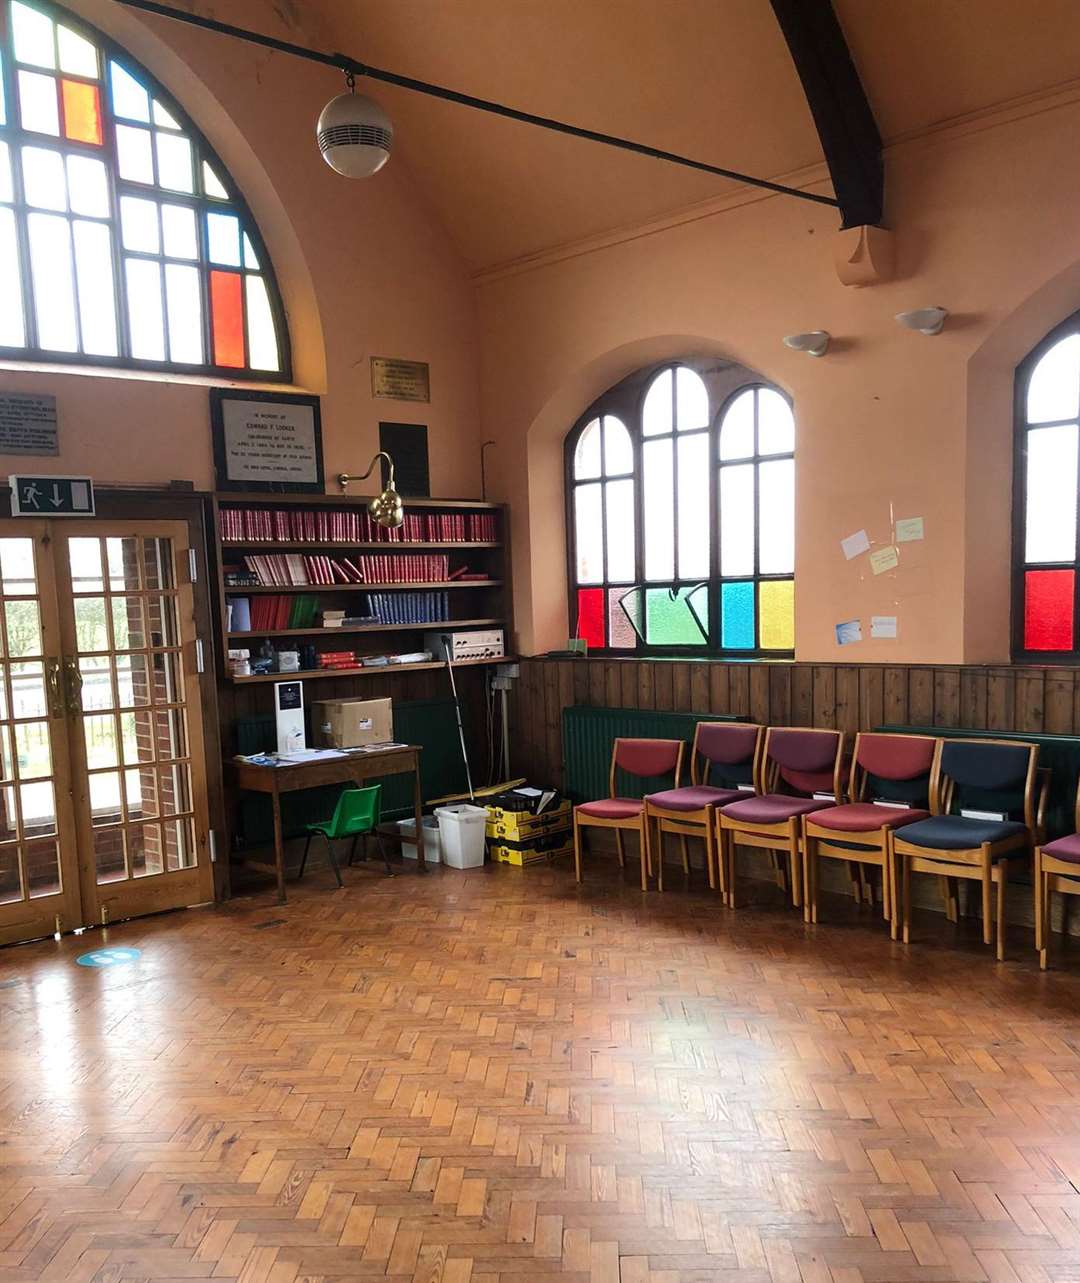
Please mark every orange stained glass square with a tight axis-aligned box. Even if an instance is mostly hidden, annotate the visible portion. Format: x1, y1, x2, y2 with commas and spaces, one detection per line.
62, 79, 102, 145
210, 270, 244, 368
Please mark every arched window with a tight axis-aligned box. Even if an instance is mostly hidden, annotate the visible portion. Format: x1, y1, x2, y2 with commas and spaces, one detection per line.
1015, 317, 1080, 656
566, 360, 795, 655
0, 0, 289, 378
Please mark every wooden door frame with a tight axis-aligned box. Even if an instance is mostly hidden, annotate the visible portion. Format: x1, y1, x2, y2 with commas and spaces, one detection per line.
0, 486, 229, 904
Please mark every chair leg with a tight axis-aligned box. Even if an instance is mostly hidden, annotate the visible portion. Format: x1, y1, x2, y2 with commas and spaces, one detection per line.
789, 820, 801, 909
323, 833, 343, 888
1039, 868, 1050, 971
1034, 850, 1044, 954
614, 829, 626, 871
881, 850, 891, 922
573, 813, 583, 884
981, 845, 993, 947
375, 829, 393, 876
724, 830, 737, 909
639, 817, 649, 892
299, 834, 312, 880
657, 820, 665, 893
679, 834, 690, 878
348, 834, 359, 867
996, 858, 1008, 962
802, 834, 813, 924
704, 818, 717, 892
902, 853, 912, 944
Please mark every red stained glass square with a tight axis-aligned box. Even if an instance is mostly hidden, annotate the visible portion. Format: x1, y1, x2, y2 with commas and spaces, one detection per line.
210, 270, 244, 368
1024, 569, 1074, 651
62, 80, 102, 145
575, 588, 604, 650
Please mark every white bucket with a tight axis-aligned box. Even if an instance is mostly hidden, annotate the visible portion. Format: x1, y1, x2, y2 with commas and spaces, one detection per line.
397, 817, 442, 864
435, 804, 489, 869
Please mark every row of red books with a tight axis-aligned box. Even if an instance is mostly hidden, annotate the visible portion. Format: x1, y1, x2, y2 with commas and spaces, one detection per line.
351, 554, 450, 583
220, 508, 498, 544
318, 651, 360, 669
242, 553, 466, 586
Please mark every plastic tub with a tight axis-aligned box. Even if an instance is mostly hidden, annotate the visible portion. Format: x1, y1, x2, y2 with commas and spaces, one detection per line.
397, 816, 442, 864
435, 804, 489, 869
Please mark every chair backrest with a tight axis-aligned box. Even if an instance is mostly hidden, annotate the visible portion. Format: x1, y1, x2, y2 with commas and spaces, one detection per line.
692, 722, 763, 790
330, 784, 382, 836
610, 737, 683, 796
934, 738, 1039, 826
762, 727, 844, 799
851, 732, 938, 807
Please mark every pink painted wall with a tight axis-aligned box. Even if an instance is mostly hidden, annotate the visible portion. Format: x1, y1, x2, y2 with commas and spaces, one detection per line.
478, 99, 1080, 664
0, 0, 482, 498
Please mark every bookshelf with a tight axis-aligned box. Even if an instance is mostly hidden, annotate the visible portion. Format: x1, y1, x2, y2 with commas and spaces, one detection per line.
210, 492, 511, 685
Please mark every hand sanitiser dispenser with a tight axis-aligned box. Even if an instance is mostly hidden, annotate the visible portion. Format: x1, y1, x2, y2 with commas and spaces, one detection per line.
274, 680, 306, 755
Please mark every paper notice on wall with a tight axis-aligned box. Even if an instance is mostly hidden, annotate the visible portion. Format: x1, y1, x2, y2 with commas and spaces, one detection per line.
841, 529, 871, 560
871, 615, 898, 639
895, 517, 924, 543
870, 545, 899, 575
836, 619, 862, 645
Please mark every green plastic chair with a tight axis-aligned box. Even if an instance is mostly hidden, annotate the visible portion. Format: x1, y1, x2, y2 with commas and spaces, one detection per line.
300, 785, 391, 884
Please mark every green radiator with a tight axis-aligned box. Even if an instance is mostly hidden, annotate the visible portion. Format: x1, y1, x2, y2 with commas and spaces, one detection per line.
878, 725, 1080, 841
562, 705, 744, 803
234, 697, 468, 848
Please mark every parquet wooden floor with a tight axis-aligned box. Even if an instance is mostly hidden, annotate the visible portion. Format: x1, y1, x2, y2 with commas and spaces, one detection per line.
3, 864, 1080, 1283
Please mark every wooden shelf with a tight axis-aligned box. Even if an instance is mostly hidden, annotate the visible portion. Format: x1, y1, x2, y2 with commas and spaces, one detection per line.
228, 617, 503, 639
229, 656, 510, 685
216, 492, 500, 510
221, 540, 500, 551
224, 581, 501, 595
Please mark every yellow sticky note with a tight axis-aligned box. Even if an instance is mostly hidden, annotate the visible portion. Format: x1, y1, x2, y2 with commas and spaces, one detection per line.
870, 545, 899, 575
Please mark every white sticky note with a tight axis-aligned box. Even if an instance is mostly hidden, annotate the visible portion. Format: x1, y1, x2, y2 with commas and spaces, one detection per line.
841, 529, 870, 560
870, 545, 899, 575
836, 619, 862, 645
896, 516, 924, 543
871, 615, 898, 639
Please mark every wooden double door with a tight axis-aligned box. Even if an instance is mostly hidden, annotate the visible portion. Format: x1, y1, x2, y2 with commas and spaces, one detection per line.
0, 519, 213, 947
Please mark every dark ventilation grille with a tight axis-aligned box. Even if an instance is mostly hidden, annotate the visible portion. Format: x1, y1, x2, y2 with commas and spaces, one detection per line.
318, 123, 392, 154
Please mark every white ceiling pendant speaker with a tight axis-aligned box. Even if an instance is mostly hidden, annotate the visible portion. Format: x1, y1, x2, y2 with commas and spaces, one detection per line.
783, 331, 830, 357
317, 82, 393, 178
896, 306, 948, 335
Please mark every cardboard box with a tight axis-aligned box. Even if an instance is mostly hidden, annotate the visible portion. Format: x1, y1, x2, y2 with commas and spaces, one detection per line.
313, 697, 392, 749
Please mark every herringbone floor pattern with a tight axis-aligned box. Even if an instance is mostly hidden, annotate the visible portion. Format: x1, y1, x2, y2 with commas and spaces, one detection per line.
3, 863, 1080, 1283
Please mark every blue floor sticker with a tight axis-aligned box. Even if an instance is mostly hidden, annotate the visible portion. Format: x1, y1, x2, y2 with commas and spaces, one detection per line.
76, 947, 141, 968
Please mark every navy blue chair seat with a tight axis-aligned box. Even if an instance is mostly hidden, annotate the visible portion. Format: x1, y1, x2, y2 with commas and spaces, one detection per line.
898, 816, 1027, 851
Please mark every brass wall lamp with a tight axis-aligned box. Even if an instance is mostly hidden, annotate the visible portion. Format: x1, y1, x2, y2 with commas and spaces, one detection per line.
337, 452, 404, 529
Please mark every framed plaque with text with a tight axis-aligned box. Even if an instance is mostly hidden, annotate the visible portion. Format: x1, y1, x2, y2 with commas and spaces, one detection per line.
211, 389, 324, 493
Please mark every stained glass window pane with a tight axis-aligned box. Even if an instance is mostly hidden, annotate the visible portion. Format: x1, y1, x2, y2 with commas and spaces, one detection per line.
22, 145, 67, 211
759, 580, 794, 650
677, 432, 710, 579
245, 275, 279, 372
110, 62, 150, 123
645, 586, 707, 646
1025, 424, 1078, 563
720, 463, 754, 577
720, 388, 754, 460
72, 221, 117, 357
643, 368, 673, 437
0, 208, 26, 347
607, 587, 636, 649
28, 212, 77, 351
18, 70, 60, 135
643, 438, 674, 580
120, 195, 159, 253
12, 3, 55, 69
115, 124, 153, 183
67, 153, 108, 217
758, 458, 794, 575
1024, 569, 1074, 651
161, 203, 197, 259
58, 26, 98, 78
675, 367, 708, 431
575, 588, 604, 649
207, 211, 241, 266
155, 131, 193, 193
125, 257, 165, 361
605, 478, 635, 582
603, 416, 632, 476
574, 483, 603, 584
721, 581, 754, 650
1028, 334, 1080, 425
61, 79, 102, 145
757, 388, 794, 455
165, 263, 202, 365
574, 418, 601, 479
0, 144, 11, 202
210, 270, 244, 367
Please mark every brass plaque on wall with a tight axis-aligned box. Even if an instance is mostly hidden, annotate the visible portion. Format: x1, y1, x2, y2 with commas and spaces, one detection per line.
371, 357, 431, 403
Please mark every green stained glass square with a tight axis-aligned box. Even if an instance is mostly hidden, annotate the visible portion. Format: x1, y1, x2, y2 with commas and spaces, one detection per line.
645, 586, 707, 646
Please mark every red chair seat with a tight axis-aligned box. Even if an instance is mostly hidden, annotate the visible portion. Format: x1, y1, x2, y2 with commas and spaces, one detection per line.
646, 785, 743, 812
809, 803, 930, 833
577, 798, 643, 820
721, 794, 830, 825
1043, 833, 1080, 864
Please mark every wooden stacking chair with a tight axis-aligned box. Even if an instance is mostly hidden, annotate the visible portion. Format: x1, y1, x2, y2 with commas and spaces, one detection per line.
717, 727, 844, 908
892, 738, 1045, 960
645, 722, 763, 895
1035, 774, 1080, 970
802, 732, 938, 925
573, 737, 684, 890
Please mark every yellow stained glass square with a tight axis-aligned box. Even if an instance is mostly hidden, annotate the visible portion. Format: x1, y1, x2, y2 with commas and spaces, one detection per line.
759, 580, 794, 650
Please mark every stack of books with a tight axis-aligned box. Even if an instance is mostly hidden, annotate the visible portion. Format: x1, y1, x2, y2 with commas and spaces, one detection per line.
220, 508, 500, 544
367, 591, 450, 625
228, 595, 320, 632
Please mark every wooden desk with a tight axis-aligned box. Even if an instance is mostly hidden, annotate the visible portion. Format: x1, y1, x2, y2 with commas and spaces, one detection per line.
230, 745, 424, 902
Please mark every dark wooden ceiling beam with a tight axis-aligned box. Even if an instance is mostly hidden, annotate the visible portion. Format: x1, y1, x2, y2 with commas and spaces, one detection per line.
769, 0, 883, 228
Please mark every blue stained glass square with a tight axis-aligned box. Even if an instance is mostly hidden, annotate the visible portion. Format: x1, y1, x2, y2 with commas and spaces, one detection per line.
721, 581, 754, 650
206, 211, 241, 266
110, 62, 150, 123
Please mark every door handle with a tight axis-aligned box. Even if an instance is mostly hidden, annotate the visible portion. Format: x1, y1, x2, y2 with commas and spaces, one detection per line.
45, 658, 63, 719
62, 656, 83, 717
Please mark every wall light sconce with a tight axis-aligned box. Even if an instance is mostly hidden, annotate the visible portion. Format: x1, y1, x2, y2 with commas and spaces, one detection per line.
783, 331, 830, 358
337, 451, 404, 528
896, 306, 948, 335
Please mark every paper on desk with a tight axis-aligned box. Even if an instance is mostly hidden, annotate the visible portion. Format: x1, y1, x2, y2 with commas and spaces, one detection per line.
279, 749, 346, 762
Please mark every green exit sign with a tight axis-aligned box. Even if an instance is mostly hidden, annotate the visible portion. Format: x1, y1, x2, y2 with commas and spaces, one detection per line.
10, 475, 95, 517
